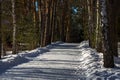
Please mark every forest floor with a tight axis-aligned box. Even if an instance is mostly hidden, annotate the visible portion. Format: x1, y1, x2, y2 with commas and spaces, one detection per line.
0, 41, 120, 80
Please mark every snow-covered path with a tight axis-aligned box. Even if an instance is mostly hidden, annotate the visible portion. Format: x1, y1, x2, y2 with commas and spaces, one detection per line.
0, 42, 120, 80
0, 43, 84, 80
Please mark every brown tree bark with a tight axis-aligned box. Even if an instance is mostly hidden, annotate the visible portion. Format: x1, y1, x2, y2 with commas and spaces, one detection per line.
108, 0, 118, 57
65, 0, 71, 42
51, 0, 57, 42
12, 0, 17, 54
44, 0, 52, 45
40, 0, 46, 47
100, 0, 114, 68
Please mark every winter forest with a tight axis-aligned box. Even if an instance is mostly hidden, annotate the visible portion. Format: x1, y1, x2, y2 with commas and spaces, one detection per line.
0, 0, 120, 80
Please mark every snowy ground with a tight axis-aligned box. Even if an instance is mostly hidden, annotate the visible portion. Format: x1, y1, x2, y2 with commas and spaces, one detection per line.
0, 41, 120, 80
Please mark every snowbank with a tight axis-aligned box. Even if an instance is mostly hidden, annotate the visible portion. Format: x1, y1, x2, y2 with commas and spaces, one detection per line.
0, 41, 62, 74
76, 41, 120, 80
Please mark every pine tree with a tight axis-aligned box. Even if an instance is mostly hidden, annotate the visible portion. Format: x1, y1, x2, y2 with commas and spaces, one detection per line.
0, 0, 2, 59
108, 0, 118, 57
12, 0, 17, 54
100, 0, 114, 68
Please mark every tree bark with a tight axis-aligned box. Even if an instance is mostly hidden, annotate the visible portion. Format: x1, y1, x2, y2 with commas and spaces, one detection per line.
108, 0, 118, 57
51, 0, 57, 42
12, 0, 17, 54
100, 0, 114, 68
0, 1, 2, 59
40, 0, 46, 47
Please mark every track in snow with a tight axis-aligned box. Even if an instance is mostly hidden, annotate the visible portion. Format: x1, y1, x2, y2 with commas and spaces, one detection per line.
0, 43, 85, 80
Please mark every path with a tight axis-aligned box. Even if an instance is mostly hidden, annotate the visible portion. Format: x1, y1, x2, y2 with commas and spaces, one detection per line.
0, 43, 85, 80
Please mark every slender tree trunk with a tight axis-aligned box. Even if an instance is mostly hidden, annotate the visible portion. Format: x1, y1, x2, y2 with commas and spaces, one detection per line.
12, 0, 17, 54
87, 0, 93, 47
32, 0, 36, 48
44, 0, 52, 45
33, 0, 41, 48
59, 0, 66, 42
95, 0, 103, 52
40, 0, 46, 47
43, 0, 49, 46
83, 0, 89, 40
95, 0, 99, 49
65, 1, 71, 42
38, 0, 42, 47
51, 0, 56, 42
0, 1, 2, 59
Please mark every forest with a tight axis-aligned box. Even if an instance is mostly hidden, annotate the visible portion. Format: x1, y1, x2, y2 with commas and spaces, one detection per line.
0, 0, 120, 79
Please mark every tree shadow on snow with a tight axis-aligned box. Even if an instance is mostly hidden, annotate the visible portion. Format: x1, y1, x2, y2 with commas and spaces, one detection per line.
0, 48, 50, 75
0, 67, 86, 80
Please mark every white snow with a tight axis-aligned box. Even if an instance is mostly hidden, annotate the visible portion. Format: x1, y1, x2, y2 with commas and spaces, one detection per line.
76, 41, 120, 80
0, 41, 120, 80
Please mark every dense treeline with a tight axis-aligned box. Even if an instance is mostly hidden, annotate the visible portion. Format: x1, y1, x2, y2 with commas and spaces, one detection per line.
0, 0, 76, 57
82, 0, 120, 68
0, 0, 120, 68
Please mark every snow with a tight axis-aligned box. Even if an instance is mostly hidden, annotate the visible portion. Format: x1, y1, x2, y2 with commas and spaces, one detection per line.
0, 41, 120, 80
76, 41, 120, 80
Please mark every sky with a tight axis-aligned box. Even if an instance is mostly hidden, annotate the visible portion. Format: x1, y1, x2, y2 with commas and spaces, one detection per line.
35, 1, 39, 11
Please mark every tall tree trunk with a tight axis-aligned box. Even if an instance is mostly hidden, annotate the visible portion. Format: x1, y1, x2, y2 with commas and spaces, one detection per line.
83, 0, 89, 40
87, 0, 93, 47
44, 0, 52, 45
51, 0, 56, 42
40, 0, 46, 47
95, 0, 103, 52
12, 0, 17, 54
108, 0, 118, 57
65, 0, 71, 42
43, 0, 49, 46
33, 0, 41, 48
60, 0, 66, 42
0, 0, 2, 59
38, 0, 42, 46
100, 0, 114, 68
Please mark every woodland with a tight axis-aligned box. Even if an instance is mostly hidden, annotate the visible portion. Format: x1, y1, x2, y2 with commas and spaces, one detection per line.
0, 0, 120, 69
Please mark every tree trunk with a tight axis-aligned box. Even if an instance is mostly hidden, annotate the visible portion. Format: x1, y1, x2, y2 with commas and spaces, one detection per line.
32, 0, 41, 48
87, 0, 93, 47
0, 1, 2, 59
38, 0, 42, 46
40, 0, 46, 47
65, 0, 71, 42
100, 0, 114, 68
108, 0, 118, 57
12, 0, 17, 54
43, 0, 49, 46
83, 0, 89, 40
95, 0, 103, 52
44, 0, 52, 45
51, 0, 56, 42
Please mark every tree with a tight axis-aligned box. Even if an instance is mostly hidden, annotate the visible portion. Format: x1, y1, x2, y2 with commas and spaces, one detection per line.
0, 0, 2, 59
44, 0, 52, 46
12, 0, 17, 54
40, 0, 48, 47
51, 0, 57, 42
100, 0, 114, 68
86, 0, 94, 47
108, 0, 118, 57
